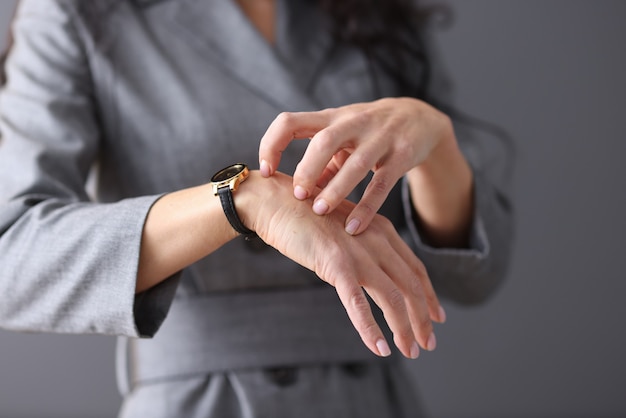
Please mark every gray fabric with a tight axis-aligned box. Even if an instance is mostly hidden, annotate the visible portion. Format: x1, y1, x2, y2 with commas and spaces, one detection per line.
118, 360, 425, 418
128, 287, 387, 385
0, 0, 513, 416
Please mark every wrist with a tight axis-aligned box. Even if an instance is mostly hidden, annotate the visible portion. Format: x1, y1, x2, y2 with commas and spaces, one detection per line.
233, 170, 293, 236
407, 126, 474, 248
412, 115, 458, 178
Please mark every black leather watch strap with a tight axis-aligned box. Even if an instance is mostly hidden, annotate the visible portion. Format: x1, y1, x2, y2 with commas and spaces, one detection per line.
217, 187, 256, 239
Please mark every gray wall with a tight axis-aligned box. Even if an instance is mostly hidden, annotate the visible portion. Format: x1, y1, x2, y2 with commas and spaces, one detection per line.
410, 2, 626, 417
1, 1, 625, 417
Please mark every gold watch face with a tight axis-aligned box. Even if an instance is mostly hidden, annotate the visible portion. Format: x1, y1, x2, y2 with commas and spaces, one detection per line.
210, 163, 249, 195
211, 163, 247, 183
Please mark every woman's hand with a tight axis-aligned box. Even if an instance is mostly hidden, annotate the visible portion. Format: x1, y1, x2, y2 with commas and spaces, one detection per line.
258, 97, 455, 235
238, 171, 446, 359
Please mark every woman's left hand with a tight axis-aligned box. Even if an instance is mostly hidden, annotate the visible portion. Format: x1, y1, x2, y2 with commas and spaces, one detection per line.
258, 97, 455, 235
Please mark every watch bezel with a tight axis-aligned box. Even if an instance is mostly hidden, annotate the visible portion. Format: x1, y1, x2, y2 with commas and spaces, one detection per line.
210, 163, 249, 195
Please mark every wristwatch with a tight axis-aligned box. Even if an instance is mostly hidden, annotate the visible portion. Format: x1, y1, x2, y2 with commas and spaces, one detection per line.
210, 163, 256, 239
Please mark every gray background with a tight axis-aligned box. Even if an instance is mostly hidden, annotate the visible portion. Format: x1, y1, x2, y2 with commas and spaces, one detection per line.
1, 1, 625, 417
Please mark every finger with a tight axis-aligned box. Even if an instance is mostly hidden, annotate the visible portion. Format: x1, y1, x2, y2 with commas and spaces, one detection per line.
385, 223, 445, 325
378, 247, 435, 352
334, 277, 391, 357
344, 165, 404, 235
361, 273, 420, 359
312, 142, 381, 217
258, 110, 331, 177
293, 116, 364, 201
316, 163, 339, 191
315, 150, 350, 189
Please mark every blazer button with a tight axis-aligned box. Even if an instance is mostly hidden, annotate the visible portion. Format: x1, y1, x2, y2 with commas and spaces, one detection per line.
341, 362, 369, 379
264, 367, 299, 387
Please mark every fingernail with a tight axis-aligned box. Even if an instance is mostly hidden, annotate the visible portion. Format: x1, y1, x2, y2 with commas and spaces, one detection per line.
410, 341, 420, 359
376, 339, 392, 357
427, 333, 437, 351
313, 199, 329, 215
438, 306, 447, 323
345, 218, 360, 235
260, 160, 270, 177
294, 185, 308, 200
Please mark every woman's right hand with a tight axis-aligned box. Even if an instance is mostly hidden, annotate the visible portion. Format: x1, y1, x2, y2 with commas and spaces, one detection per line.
238, 171, 445, 359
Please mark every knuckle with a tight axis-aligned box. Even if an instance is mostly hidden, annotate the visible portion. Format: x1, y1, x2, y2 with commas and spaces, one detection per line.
320, 107, 337, 119
371, 214, 394, 232
275, 111, 295, 128
394, 140, 414, 159
313, 129, 335, 151
350, 289, 371, 314
409, 278, 424, 298
368, 174, 392, 196
387, 287, 405, 311
350, 153, 372, 172
354, 108, 372, 127
415, 259, 428, 278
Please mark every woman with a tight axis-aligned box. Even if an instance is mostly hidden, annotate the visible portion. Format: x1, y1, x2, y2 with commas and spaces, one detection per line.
0, 0, 512, 416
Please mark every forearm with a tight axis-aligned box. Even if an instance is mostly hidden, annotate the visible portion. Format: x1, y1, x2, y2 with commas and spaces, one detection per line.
135, 171, 286, 293
406, 125, 474, 248
136, 183, 239, 293
140, 168, 450, 357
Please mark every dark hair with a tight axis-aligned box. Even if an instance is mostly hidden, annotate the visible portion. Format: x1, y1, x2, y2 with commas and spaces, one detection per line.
2, 1, 440, 92
318, 0, 514, 183
318, 0, 450, 101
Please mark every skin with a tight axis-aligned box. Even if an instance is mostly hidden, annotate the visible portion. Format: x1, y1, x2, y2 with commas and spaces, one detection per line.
258, 98, 474, 246
136, 0, 474, 359
235, 0, 276, 43
138, 171, 443, 358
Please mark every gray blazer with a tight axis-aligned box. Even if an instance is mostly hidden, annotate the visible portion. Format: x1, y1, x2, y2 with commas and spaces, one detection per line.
0, 0, 512, 415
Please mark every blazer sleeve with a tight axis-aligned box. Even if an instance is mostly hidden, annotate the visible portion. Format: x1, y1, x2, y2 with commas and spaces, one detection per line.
0, 0, 178, 337
401, 169, 513, 305
400, 34, 515, 305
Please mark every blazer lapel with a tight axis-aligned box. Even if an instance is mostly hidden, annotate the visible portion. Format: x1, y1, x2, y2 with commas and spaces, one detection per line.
167, 0, 326, 111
